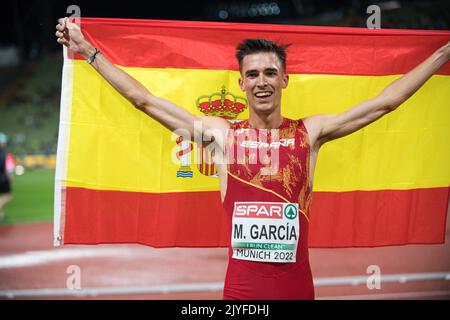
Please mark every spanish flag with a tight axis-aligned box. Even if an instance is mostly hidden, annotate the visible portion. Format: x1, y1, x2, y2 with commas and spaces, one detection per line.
54, 18, 450, 248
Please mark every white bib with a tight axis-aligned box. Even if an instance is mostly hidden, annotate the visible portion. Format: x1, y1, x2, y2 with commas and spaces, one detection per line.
231, 202, 300, 263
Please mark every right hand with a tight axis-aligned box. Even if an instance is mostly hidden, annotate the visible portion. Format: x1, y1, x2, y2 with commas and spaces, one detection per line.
55, 17, 87, 55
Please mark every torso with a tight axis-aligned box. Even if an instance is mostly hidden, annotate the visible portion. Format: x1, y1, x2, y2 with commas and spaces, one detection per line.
214, 117, 320, 202
217, 117, 315, 299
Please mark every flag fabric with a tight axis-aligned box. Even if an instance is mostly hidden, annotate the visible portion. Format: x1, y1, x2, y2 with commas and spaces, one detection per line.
54, 18, 450, 248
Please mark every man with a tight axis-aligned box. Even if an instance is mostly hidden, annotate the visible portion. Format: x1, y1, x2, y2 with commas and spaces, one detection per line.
0, 133, 12, 222
55, 17, 449, 299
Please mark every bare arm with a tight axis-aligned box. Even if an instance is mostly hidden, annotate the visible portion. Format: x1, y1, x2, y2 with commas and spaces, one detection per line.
305, 41, 450, 146
55, 18, 229, 139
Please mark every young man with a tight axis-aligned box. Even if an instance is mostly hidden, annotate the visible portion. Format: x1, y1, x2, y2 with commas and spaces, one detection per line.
55, 18, 449, 299
0, 133, 12, 222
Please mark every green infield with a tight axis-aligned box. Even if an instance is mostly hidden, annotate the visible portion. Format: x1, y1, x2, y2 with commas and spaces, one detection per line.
1, 169, 55, 225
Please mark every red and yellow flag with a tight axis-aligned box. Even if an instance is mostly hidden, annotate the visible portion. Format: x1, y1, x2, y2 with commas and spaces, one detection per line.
54, 18, 450, 247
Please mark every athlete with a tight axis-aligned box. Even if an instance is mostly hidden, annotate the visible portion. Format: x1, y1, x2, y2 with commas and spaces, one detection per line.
0, 133, 12, 222
55, 17, 450, 299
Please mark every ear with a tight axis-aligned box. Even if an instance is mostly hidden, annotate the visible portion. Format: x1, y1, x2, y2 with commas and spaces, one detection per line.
282, 73, 289, 89
238, 77, 245, 91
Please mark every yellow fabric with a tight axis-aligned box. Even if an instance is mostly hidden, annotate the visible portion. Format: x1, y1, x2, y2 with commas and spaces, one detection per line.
66, 61, 450, 192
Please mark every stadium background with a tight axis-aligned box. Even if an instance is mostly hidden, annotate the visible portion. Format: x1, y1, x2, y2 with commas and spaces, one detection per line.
0, 0, 449, 299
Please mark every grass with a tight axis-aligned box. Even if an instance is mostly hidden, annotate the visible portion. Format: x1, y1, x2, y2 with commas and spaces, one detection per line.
0, 54, 61, 155
1, 169, 55, 225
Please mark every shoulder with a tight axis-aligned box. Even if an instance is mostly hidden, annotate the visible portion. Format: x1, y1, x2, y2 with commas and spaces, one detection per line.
197, 116, 231, 148
199, 116, 231, 131
301, 114, 334, 148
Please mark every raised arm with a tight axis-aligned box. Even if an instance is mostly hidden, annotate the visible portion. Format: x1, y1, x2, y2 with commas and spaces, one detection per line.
55, 17, 229, 139
305, 41, 450, 147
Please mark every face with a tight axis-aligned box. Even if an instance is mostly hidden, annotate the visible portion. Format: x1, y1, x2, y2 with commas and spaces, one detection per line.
239, 52, 289, 114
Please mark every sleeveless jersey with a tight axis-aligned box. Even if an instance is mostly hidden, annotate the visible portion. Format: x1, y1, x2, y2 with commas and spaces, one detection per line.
222, 117, 314, 300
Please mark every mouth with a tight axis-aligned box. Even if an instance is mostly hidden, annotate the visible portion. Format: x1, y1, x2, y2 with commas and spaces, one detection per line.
253, 91, 273, 100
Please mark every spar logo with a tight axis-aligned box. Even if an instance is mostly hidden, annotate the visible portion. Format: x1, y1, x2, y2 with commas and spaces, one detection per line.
284, 204, 297, 220
233, 202, 298, 219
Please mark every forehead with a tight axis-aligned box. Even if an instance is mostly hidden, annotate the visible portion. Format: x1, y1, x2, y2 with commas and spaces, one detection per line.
241, 52, 283, 72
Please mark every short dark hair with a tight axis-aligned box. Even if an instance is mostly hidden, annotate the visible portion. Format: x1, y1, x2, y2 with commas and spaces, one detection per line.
235, 38, 290, 72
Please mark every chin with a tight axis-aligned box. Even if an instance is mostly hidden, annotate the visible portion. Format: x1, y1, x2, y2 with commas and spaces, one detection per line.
253, 102, 275, 113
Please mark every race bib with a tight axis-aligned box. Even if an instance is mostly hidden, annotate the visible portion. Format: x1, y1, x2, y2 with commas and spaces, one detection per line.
231, 202, 299, 263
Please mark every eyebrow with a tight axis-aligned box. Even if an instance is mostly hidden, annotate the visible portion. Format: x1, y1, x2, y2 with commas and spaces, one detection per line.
244, 68, 278, 76
265, 68, 278, 73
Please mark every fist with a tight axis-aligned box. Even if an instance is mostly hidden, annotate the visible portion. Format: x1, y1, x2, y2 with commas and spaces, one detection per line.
55, 17, 87, 55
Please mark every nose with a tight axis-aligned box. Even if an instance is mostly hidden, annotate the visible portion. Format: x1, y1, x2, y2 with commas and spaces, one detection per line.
256, 74, 268, 87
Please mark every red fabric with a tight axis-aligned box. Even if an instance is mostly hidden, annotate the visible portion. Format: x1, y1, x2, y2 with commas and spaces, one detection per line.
64, 186, 449, 247
73, 18, 450, 75
309, 187, 450, 247
64, 187, 228, 247
222, 174, 314, 299
223, 247, 314, 300
221, 119, 314, 299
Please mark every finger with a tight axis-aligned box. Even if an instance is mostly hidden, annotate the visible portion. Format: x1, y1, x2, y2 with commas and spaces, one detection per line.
56, 23, 64, 31
59, 17, 68, 29
57, 38, 69, 47
55, 30, 64, 38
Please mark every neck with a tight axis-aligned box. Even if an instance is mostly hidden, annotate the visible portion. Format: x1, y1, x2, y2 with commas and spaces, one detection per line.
248, 109, 283, 129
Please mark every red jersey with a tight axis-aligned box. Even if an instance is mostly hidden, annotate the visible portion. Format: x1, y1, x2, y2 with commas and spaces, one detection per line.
222, 117, 314, 300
